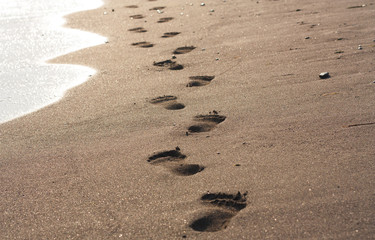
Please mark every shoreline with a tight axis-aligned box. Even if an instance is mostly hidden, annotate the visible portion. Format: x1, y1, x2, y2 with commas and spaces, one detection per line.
1, 0, 374, 239
0, 0, 105, 124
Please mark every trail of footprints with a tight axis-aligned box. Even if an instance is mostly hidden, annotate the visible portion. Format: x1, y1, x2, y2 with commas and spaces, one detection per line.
127, 1, 246, 233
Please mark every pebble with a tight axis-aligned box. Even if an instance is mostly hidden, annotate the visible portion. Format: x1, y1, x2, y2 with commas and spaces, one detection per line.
157, 9, 163, 14
319, 72, 330, 79
215, 58, 219, 61
201, 48, 206, 51
358, 45, 362, 50
103, 11, 107, 15
201, 3, 205, 6
305, 36, 310, 39
172, 55, 177, 59
210, 9, 215, 12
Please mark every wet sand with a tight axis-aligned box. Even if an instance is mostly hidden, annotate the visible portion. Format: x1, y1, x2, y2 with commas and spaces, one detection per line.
1, 0, 375, 239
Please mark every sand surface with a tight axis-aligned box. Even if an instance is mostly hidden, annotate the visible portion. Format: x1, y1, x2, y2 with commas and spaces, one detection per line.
1, 0, 375, 239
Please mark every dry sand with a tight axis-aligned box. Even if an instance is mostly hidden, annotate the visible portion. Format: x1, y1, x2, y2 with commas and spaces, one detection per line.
1, 0, 375, 239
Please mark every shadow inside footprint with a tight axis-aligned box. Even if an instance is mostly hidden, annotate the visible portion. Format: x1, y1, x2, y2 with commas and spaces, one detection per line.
150, 95, 185, 110
173, 46, 196, 55
187, 76, 215, 87
153, 60, 184, 71
131, 41, 154, 48
171, 164, 205, 176
148, 149, 186, 164
148, 149, 204, 176
188, 114, 226, 133
190, 192, 247, 232
162, 32, 181, 38
128, 27, 147, 33
190, 211, 235, 232
157, 17, 174, 23
201, 192, 247, 211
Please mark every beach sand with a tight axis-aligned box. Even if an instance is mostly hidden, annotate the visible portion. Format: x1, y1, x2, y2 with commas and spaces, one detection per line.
1, 0, 375, 239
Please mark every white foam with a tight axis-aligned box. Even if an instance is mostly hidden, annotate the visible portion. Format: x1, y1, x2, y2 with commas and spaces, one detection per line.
0, 0, 106, 123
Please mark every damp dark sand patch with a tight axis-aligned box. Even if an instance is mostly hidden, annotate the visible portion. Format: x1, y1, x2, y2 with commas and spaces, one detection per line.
128, 27, 147, 33
153, 60, 184, 71
149, 95, 185, 110
157, 17, 174, 23
161, 32, 181, 38
131, 41, 154, 48
187, 76, 215, 87
173, 46, 196, 55
190, 192, 247, 232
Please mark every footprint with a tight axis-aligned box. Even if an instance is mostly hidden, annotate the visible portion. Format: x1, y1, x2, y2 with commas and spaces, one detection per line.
189, 192, 247, 232
150, 95, 185, 110
128, 27, 147, 33
173, 46, 196, 55
161, 32, 181, 38
153, 59, 184, 70
125, 5, 138, 8
149, 6, 165, 11
187, 113, 226, 133
157, 17, 174, 23
131, 41, 154, 48
148, 148, 204, 176
187, 76, 215, 87
130, 14, 145, 19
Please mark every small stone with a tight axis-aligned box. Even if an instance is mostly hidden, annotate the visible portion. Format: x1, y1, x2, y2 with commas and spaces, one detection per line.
319, 72, 330, 79
305, 36, 310, 39
358, 45, 362, 50
201, 48, 206, 51
157, 9, 163, 14
210, 9, 215, 12
105, 40, 109, 43
337, 38, 344, 40
112, 9, 115, 12
172, 55, 177, 59
235, 164, 241, 167
215, 58, 219, 61
296, 9, 302, 11
201, 3, 205, 6
217, 152, 220, 154
103, 11, 108, 15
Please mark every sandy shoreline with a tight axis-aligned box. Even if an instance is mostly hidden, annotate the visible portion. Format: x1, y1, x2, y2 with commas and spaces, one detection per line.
1, 0, 375, 239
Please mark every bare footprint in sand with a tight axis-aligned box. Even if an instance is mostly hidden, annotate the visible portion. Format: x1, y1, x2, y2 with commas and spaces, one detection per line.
161, 32, 181, 38
149, 6, 165, 11
125, 5, 138, 8
187, 113, 226, 133
189, 192, 247, 232
150, 95, 185, 110
148, 148, 204, 176
153, 59, 184, 71
186, 76, 215, 87
128, 27, 147, 33
131, 41, 154, 48
173, 46, 196, 55
130, 14, 145, 19
157, 17, 174, 23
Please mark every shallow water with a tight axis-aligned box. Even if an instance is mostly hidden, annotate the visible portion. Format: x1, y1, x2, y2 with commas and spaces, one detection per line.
0, 0, 106, 123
